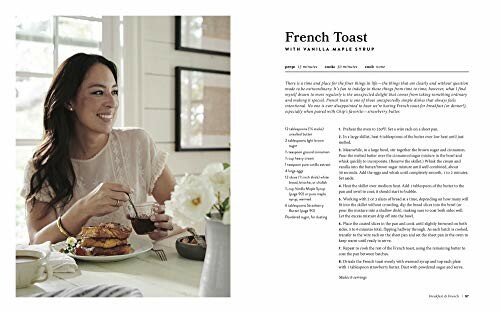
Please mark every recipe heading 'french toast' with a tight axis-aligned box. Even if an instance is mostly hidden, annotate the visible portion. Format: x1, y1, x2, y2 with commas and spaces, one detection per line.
285, 32, 368, 43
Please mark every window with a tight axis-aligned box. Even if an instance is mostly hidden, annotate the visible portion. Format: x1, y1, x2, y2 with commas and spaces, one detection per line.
15, 16, 122, 243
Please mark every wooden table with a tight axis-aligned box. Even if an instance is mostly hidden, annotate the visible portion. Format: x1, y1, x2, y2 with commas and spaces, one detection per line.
16, 233, 203, 297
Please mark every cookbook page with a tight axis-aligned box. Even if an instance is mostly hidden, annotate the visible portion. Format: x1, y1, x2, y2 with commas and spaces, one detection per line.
234, 1, 498, 312
2, 0, 499, 311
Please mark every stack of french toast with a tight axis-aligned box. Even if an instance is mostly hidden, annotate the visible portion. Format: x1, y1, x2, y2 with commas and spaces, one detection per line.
75, 222, 132, 256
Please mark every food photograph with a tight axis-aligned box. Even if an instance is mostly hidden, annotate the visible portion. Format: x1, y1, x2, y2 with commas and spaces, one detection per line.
15, 16, 230, 297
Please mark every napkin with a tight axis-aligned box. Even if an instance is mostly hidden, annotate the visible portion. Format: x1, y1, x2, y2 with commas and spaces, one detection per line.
32, 284, 143, 297
16, 241, 78, 273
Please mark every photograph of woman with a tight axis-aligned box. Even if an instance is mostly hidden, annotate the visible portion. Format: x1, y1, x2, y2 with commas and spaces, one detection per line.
16, 16, 230, 297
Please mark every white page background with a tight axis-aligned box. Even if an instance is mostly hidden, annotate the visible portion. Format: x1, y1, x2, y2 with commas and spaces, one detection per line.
1, 1, 499, 312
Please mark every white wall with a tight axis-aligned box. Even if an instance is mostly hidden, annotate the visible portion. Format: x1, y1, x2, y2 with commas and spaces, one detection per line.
123, 16, 230, 177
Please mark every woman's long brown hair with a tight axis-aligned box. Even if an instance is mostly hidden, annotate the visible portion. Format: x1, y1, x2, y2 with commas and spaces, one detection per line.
27, 53, 117, 218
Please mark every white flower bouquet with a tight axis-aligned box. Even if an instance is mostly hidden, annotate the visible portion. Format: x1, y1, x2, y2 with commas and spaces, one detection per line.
165, 163, 230, 227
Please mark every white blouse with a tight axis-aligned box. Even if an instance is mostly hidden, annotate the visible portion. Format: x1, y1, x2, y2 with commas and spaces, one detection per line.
21, 128, 168, 228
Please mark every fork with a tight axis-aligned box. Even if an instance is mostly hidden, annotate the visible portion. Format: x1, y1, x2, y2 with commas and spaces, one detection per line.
151, 246, 167, 261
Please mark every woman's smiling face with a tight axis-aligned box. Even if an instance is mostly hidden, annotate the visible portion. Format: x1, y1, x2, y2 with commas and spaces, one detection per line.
70, 63, 118, 136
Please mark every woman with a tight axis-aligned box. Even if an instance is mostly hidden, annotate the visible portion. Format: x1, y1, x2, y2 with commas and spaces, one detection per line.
21, 53, 181, 244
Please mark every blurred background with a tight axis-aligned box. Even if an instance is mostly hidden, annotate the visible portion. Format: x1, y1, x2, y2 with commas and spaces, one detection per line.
16, 16, 230, 243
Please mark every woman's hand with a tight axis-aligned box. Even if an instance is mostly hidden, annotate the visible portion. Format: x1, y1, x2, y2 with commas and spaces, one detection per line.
148, 203, 174, 241
76, 182, 133, 219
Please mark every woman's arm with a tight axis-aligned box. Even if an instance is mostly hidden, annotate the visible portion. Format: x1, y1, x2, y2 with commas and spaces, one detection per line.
150, 167, 185, 239
26, 200, 91, 244
27, 182, 133, 244
151, 167, 176, 203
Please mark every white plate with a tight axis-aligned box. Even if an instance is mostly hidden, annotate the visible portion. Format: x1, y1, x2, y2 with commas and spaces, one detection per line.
52, 236, 153, 262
